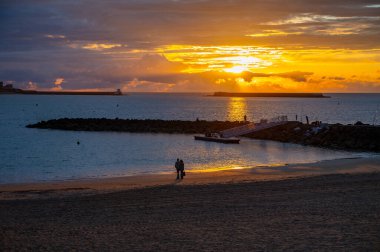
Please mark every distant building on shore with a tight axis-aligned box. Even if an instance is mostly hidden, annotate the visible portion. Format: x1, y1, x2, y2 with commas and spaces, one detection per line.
0, 81, 16, 91
3, 84, 14, 89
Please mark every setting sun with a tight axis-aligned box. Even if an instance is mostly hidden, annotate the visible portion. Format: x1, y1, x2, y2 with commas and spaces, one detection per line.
224, 65, 248, 73
222, 56, 266, 73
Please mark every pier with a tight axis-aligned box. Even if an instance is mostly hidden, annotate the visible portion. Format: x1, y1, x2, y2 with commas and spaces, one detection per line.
219, 116, 288, 138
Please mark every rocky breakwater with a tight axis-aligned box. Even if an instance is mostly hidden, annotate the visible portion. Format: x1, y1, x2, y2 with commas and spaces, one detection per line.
26, 118, 248, 134
245, 121, 380, 152
27, 118, 380, 152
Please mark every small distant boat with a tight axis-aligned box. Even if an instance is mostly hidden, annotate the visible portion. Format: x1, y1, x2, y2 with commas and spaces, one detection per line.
194, 133, 240, 144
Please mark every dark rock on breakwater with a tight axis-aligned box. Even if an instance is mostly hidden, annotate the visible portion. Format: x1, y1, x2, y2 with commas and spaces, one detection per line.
26, 118, 248, 134
245, 121, 380, 152
27, 118, 380, 152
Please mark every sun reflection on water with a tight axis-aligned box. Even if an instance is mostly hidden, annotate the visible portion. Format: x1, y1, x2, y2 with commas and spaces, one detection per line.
227, 97, 248, 121
185, 163, 286, 173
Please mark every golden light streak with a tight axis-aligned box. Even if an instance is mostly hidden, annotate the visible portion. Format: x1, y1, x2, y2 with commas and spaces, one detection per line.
246, 30, 303, 37
156, 45, 282, 73
82, 43, 122, 50
227, 97, 248, 121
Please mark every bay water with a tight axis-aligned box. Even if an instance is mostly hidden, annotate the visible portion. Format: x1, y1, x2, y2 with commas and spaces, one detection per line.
0, 93, 378, 184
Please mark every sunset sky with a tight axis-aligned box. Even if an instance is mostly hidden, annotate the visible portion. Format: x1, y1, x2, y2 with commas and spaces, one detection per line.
1, 0, 380, 92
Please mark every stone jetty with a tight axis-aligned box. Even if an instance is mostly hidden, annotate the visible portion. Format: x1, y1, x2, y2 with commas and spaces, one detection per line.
27, 118, 380, 152
27, 118, 248, 134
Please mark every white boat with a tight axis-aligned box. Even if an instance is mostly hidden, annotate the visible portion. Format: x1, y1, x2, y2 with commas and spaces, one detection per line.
194, 133, 240, 144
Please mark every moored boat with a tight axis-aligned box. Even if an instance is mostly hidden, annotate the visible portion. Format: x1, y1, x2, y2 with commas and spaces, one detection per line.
194, 133, 240, 144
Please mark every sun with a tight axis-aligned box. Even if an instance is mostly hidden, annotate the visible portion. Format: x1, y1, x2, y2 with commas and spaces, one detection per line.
224, 65, 249, 73
223, 56, 263, 73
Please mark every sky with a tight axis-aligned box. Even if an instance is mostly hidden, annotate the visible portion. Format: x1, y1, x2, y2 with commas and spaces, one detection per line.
1, 0, 380, 93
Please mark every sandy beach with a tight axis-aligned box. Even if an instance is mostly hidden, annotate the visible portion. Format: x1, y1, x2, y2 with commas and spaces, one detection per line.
1, 156, 380, 200
1, 157, 380, 251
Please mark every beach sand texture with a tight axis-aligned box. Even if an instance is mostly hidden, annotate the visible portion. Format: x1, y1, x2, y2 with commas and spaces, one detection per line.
1, 163, 380, 250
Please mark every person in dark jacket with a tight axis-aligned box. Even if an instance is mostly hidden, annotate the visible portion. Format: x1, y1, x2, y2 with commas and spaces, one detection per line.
175, 158, 180, 179
179, 159, 185, 179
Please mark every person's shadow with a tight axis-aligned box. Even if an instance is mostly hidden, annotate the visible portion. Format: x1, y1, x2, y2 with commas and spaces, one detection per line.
172, 178, 183, 185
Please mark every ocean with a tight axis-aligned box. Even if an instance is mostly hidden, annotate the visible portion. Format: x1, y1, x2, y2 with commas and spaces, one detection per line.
0, 93, 379, 184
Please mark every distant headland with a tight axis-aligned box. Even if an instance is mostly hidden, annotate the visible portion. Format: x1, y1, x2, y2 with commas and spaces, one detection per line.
0, 81, 122, 96
210, 92, 330, 98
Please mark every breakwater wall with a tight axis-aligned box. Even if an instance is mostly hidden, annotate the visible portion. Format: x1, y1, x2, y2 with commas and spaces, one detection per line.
27, 118, 380, 152
27, 118, 248, 134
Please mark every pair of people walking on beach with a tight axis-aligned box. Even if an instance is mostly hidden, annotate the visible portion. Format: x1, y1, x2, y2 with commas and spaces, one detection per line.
175, 159, 185, 179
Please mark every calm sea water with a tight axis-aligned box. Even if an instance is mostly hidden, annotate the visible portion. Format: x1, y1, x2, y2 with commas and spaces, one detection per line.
0, 93, 379, 184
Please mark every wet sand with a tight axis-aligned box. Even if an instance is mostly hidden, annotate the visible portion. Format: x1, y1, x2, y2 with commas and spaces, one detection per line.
1, 158, 380, 251
1, 156, 380, 200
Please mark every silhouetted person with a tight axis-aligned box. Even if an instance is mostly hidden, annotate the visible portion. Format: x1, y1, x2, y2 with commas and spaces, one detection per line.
244, 115, 247, 122
175, 158, 180, 179
179, 159, 185, 179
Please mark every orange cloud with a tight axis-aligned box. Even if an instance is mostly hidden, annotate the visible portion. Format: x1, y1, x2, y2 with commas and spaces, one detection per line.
82, 43, 122, 50
122, 78, 175, 92
54, 78, 64, 85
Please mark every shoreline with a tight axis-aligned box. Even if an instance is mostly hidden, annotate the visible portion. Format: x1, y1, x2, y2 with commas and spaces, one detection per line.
2, 155, 380, 200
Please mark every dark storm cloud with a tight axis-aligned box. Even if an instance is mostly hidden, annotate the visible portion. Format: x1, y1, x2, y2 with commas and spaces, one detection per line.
2, 0, 380, 50
0, 0, 379, 90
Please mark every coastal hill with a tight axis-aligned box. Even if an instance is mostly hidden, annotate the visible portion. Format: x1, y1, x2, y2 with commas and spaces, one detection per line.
27, 118, 380, 152
0, 81, 122, 95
